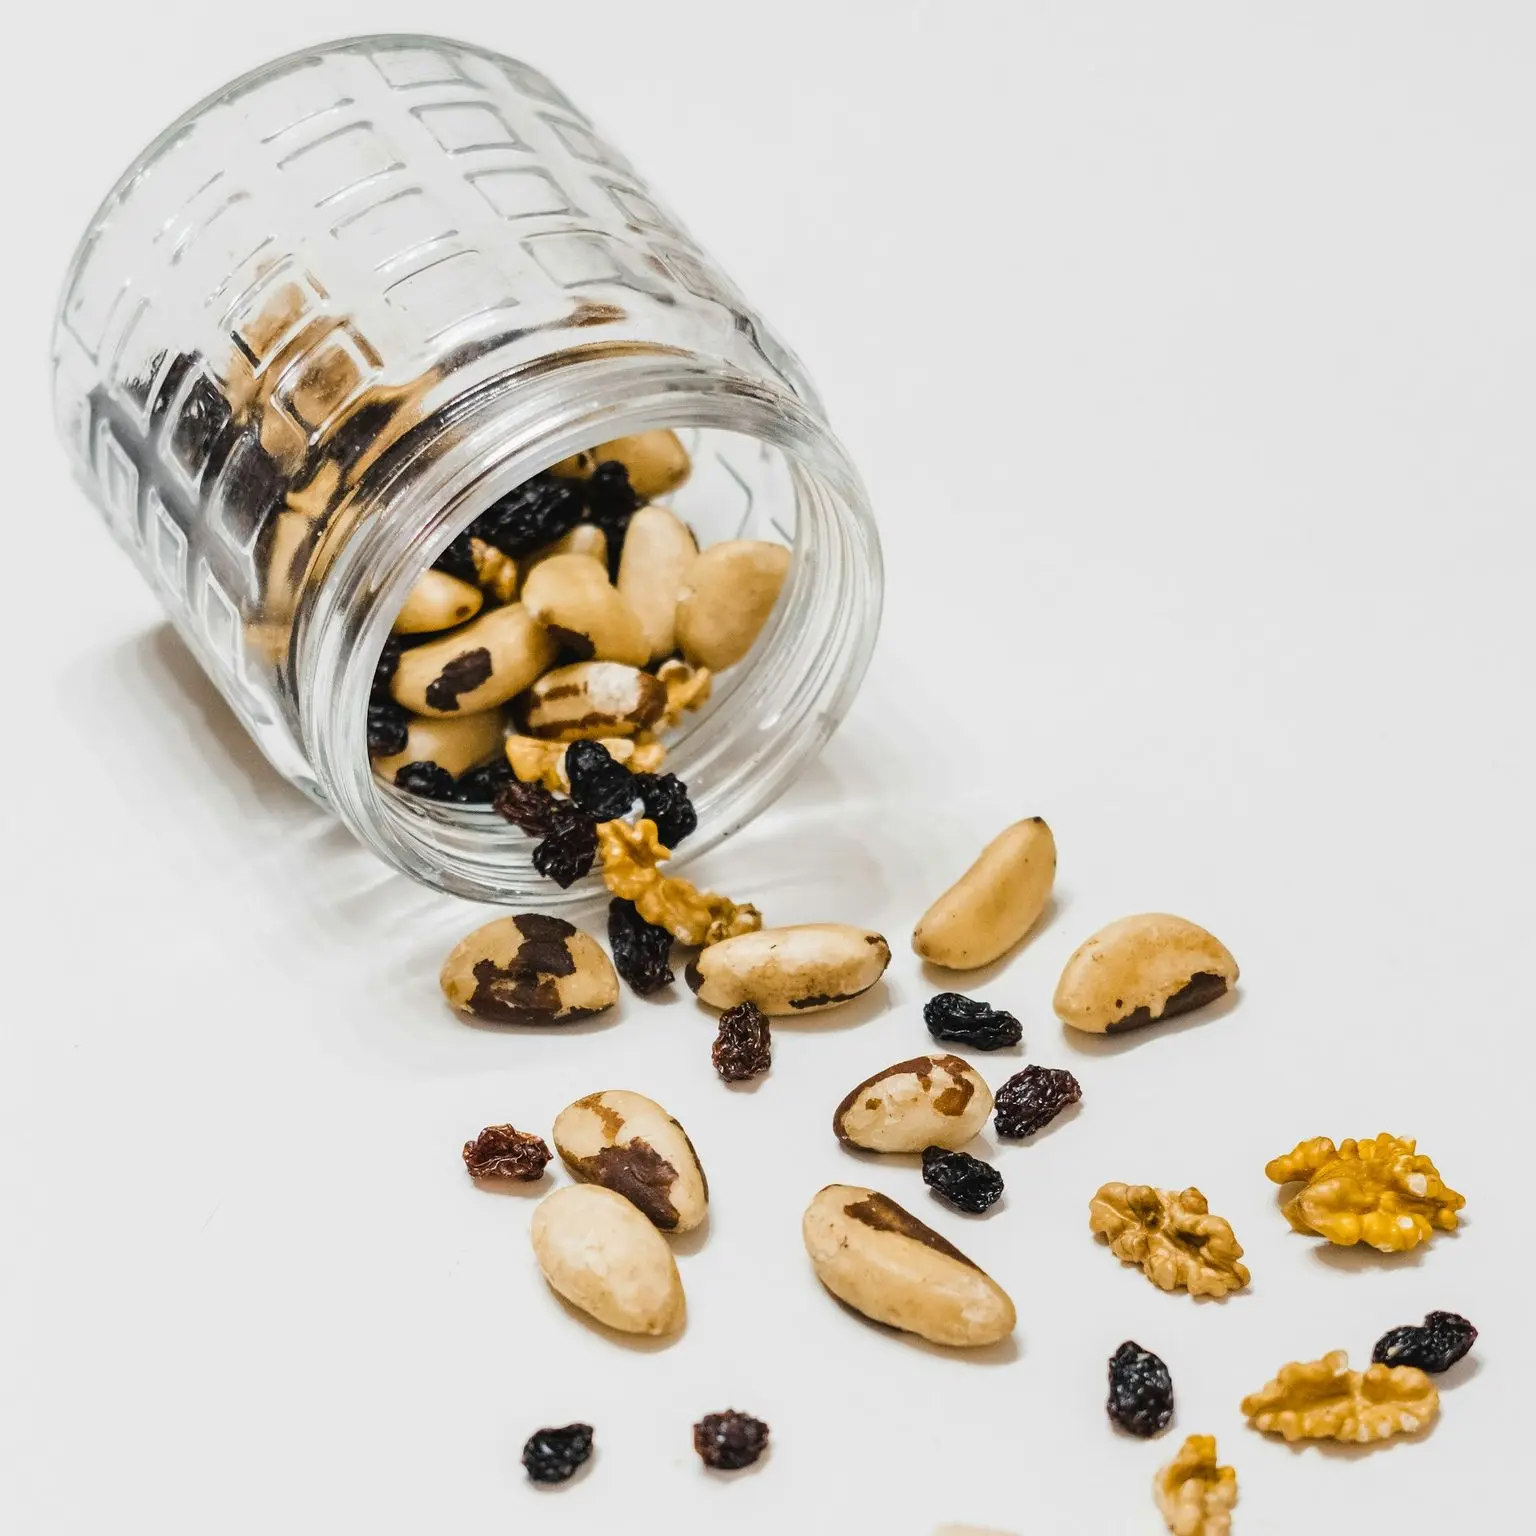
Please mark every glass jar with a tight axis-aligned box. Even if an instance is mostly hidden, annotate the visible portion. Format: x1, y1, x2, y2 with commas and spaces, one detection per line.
51, 33, 880, 903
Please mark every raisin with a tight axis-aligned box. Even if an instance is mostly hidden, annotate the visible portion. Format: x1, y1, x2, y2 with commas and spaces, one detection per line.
452, 759, 514, 804
1371, 1311, 1477, 1373
433, 528, 479, 582
566, 740, 640, 821
491, 778, 596, 885
393, 762, 457, 800
474, 473, 584, 558
711, 1001, 772, 1081
521, 1423, 593, 1484
608, 898, 675, 994
923, 992, 1022, 1050
462, 1124, 552, 1180
1107, 1341, 1174, 1437
692, 1409, 769, 1471
371, 636, 404, 704
367, 699, 409, 757
632, 772, 697, 847
584, 460, 641, 572
493, 779, 562, 835
993, 1064, 1082, 1139
921, 1145, 1004, 1213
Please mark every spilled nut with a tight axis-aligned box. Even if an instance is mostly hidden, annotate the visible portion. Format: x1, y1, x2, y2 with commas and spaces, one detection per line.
675, 540, 791, 670
552, 1089, 708, 1232
520, 660, 667, 740
687, 924, 891, 1015
521, 553, 650, 666
439, 913, 618, 1025
913, 817, 1056, 970
391, 604, 557, 717
834, 1054, 993, 1152
801, 1184, 1015, 1347
1054, 913, 1238, 1034
1154, 1435, 1236, 1536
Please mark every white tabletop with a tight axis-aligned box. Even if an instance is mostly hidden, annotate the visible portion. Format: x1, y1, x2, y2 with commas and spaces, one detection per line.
4, 4, 1528, 1532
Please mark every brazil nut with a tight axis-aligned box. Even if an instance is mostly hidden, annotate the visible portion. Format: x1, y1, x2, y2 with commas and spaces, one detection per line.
390, 604, 557, 717
439, 913, 618, 1025
834, 1054, 993, 1152
686, 924, 891, 1015
391, 568, 484, 635
616, 506, 697, 661
372, 707, 505, 782
675, 540, 791, 671
520, 660, 667, 740
521, 553, 650, 666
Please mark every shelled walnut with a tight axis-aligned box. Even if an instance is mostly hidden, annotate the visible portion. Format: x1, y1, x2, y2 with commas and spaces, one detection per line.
596, 818, 761, 946
1154, 1435, 1236, 1536
1089, 1183, 1250, 1297
1241, 1351, 1439, 1444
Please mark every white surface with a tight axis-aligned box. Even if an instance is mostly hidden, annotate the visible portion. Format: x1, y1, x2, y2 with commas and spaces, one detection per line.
3, 4, 1531, 1532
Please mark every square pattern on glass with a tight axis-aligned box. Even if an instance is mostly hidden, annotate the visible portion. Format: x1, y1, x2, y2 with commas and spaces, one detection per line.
413, 101, 527, 155
469, 166, 575, 220
384, 250, 518, 338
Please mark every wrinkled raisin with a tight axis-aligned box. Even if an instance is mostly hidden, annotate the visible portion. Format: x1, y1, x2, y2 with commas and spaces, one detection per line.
566, 740, 640, 821
993, 1064, 1082, 1138
584, 460, 641, 571
1107, 1341, 1174, 1437
633, 772, 697, 847
493, 779, 562, 835
367, 699, 409, 757
433, 528, 479, 582
692, 1409, 769, 1471
492, 779, 597, 885
923, 992, 1022, 1050
522, 1423, 593, 1484
393, 761, 457, 800
452, 758, 514, 804
475, 473, 584, 558
462, 1124, 552, 1180
1372, 1311, 1477, 1373
712, 1001, 772, 1081
608, 898, 674, 994
921, 1145, 1004, 1213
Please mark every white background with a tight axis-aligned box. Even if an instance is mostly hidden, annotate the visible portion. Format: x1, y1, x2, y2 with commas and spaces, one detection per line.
3, 4, 1531, 1532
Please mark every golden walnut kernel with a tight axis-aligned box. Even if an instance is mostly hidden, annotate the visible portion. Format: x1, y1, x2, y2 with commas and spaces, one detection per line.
505, 732, 665, 793
1265, 1133, 1465, 1252
1241, 1351, 1439, 1444
1089, 1183, 1250, 1297
597, 818, 762, 947
655, 658, 713, 728
1154, 1435, 1236, 1536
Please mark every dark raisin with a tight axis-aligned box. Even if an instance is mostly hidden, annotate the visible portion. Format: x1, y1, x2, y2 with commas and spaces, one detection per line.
608, 898, 675, 994
521, 1422, 593, 1484
393, 762, 457, 800
493, 779, 562, 836
632, 772, 697, 847
433, 528, 479, 582
532, 813, 598, 887
474, 473, 584, 558
367, 699, 409, 757
1107, 1341, 1174, 1437
583, 460, 641, 572
920, 1145, 1004, 1213
1371, 1311, 1477, 1373
371, 636, 404, 704
993, 1064, 1082, 1138
923, 992, 1023, 1050
692, 1409, 769, 1471
712, 1001, 772, 1081
566, 740, 641, 821
462, 1124, 552, 1180
452, 758, 514, 804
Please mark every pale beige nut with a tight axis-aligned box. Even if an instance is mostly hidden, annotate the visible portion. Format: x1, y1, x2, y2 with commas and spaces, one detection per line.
1264, 1133, 1465, 1252
912, 817, 1056, 970
687, 924, 891, 1016
439, 914, 618, 1025
834, 1054, 993, 1152
553, 1090, 708, 1232
469, 538, 519, 604
1241, 1351, 1438, 1444
391, 604, 558, 717
372, 708, 505, 782
802, 1184, 1016, 1347
550, 430, 691, 499
521, 522, 609, 583
520, 660, 667, 740
1154, 1435, 1237, 1536
617, 506, 697, 660
1054, 913, 1238, 1034
1089, 1183, 1250, 1297
392, 569, 483, 635
521, 553, 650, 666
505, 731, 664, 793
531, 1184, 686, 1336
596, 818, 761, 947
655, 658, 713, 729
675, 540, 791, 670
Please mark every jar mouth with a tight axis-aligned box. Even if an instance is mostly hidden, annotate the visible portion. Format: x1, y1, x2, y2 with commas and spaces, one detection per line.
300, 351, 881, 903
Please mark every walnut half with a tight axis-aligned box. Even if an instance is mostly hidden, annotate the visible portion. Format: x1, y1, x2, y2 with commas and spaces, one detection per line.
1241, 1350, 1439, 1444
1265, 1133, 1465, 1252
597, 818, 761, 947
1089, 1183, 1250, 1297
1154, 1434, 1236, 1536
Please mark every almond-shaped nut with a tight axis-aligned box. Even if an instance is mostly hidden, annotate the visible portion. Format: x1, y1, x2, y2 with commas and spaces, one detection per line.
913, 817, 1056, 970
521, 553, 650, 665
440, 913, 618, 1025
1054, 913, 1238, 1034
801, 1184, 1016, 1347
686, 924, 891, 1016
391, 604, 558, 717
553, 1090, 708, 1232
520, 660, 667, 740
522, 522, 609, 583
392, 568, 484, 635
594, 430, 692, 498
834, 1054, 993, 1152
675, 541, 791, 671
531, 1184, 686, 1336
616, 507, 697, 661
372, 707, 505, 781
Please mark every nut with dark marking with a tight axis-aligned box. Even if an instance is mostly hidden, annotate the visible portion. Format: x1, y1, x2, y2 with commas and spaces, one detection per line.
520, 659, 667, 741
801, 1183, 1016, 1347
392, 568, 483, 635
391, 604, 558, 717
833, 1053, 992, 1152
552, 1089, 708, 1231
686, 924, 891, 1016
521, 553, 650, 666
439, 913, 618, 1025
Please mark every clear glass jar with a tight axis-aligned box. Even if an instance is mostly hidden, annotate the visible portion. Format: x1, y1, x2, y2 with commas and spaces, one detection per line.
51, 33, 880, 903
